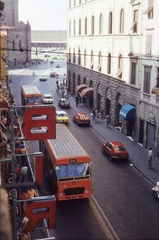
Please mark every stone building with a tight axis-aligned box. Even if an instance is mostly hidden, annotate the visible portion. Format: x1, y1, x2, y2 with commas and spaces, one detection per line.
1, 0, 31, 67
67, 0, 159, 156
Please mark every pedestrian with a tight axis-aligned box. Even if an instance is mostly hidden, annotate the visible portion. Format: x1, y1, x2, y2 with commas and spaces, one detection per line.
15, 143, 21, 163
19, 190, 27, 213
20, 231, 29, 240
94, 109, 98, 122
76, 96, 78, 107
15, 165, 20, 183
32, 70, 35, 75
20, 144, 27, 166
78, 95, 81, 106
21, 165, 28, 182
105, 114, 110, 128
91, 110, 96, 122
148, 147, 153, 170
27, 186, 38, 199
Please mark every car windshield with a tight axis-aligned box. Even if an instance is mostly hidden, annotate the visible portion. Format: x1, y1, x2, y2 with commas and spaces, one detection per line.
44, 96, 52, 99
57, 113, 67, 117
114, 145, 126, 151
55, 163, 91, 178
26, 96, 42, 104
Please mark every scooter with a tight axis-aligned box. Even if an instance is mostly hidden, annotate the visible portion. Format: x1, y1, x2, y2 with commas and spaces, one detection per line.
152, 182, 159, 198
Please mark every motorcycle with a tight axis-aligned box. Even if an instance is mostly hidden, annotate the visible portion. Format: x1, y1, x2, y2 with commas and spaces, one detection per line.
152, 182, 159, 198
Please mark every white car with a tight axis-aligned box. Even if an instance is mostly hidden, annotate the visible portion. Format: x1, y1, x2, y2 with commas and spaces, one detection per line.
42, 94, 53, 104
39, 75, 47, 81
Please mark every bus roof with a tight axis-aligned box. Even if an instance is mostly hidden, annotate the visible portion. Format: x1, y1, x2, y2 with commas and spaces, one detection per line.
21, 85, 42, 96
46, 124, 90, 160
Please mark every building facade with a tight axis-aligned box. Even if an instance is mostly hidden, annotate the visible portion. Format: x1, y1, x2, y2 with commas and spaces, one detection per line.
1, 0, 31, 67
67, 0, 159, 156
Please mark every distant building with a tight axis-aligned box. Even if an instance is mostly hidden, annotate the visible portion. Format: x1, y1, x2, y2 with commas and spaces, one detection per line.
67, 0, 159, 155
31, 30, 67, 49
0, 0, 31, 67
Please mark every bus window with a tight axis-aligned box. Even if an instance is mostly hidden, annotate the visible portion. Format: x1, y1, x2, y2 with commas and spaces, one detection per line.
21, 85, 42, 106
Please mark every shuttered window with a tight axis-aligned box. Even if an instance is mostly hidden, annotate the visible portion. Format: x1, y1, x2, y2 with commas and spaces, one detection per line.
143, 66, 151, 94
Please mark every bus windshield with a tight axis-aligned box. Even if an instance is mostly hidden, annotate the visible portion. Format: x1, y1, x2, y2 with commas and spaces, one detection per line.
26, 96, 42, 104
55, 163, 91, 178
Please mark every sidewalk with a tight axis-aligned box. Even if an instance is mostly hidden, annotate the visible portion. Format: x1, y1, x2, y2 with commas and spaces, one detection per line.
67, 94, 159, 186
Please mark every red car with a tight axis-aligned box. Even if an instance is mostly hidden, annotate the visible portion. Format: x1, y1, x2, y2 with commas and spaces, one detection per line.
73, 112, 90, 126
50, 72, 56, 77
101, 141, 129, 161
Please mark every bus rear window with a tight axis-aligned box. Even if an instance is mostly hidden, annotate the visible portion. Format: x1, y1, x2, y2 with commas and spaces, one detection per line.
55, 163, 91, 178
26, 96, 42, 104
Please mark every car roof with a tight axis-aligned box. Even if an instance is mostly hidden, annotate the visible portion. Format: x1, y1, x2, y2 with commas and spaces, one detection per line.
43, 94, 52, 97
109, 141, 125, 146
77, 112, 88, 115
56, 110, 67, 114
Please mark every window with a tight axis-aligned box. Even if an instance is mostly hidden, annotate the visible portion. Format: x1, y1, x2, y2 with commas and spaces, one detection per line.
116, 54, 122, 78
90, 51, 94, 69
74, 0, 76, 6
85, 18, 87, 35
68, 48, 71, 62
145, 35, 152, 55
73, 49, 75, 63
130, 62, 136, 84
12, 40, 15, 50
143, 0, 154, 19
97, 51, 101, 72
107, 53, 111, 74
69, 0, 71, 8
79, 19, 81, 35
91, 16, 94, 35
156, 67, 159, 88
69, 21, 71, 35
109, 12, 113, 34
78, 48, 81, 65
19, 40, 21, 48
74, 20, 76, 35
99, 14, 103, 34
130, 10, 138, 33
84, 50, 86, 67
119, 9, 124, 33
143, 66, 151, 94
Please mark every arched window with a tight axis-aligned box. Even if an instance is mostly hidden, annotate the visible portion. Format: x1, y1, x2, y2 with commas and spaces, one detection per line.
109, 12, 113, 34
74, 20, 76, 35
79, 19, 81, 35
107, 53, 111, 74
85, 18, 87, 35
73, 48, 75, 63
97, 51, 101, 72
116, 54, 122, 78
78, 48, 81, 65
99, 14, 103, 34
12, 40, 15, 51
90, 50, 93, 69
84, 50, 86, 67
119, 9, 124, 33
91, 16, 94, 35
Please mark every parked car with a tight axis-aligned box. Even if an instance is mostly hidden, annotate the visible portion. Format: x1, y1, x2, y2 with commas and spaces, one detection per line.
56, 111, 69, 125
50, 71, 56, 77
42, 94, 53, 104
58, 98, 70, 108
101, 141, 129, 161
39, 75, 47, 81
50, 60, 54, 64
73, 112, 90, 126
56, 64, 60, 68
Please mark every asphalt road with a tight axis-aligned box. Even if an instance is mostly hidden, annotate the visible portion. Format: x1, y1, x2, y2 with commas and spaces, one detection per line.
10, 60, 159, 240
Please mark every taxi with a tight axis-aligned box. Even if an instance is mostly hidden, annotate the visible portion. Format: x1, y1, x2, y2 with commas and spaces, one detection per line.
56, 111, 69, 125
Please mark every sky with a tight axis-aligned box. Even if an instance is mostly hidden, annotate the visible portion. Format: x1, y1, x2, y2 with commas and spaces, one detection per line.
18, 0, 67, 30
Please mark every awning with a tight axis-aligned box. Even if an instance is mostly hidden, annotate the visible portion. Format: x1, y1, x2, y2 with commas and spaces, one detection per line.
0, 96, 10, 110
119, 104, 135, 121
80, 87, 93, 98
75, 84, 87, 93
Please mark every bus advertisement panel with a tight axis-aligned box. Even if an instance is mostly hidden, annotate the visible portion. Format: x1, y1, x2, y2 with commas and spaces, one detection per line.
21, 85, 42, 106
40, 124, 92, 201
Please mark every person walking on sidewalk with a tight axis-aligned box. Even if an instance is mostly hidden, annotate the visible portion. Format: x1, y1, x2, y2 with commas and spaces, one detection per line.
105, 114, 110, 128
148, 147, 153, 170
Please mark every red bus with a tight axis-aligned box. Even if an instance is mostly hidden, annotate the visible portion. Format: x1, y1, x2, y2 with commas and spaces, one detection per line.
40, 124, 92, 201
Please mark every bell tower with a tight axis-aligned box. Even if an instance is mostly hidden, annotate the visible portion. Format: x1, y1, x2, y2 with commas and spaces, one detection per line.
3, 0, 19, 27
